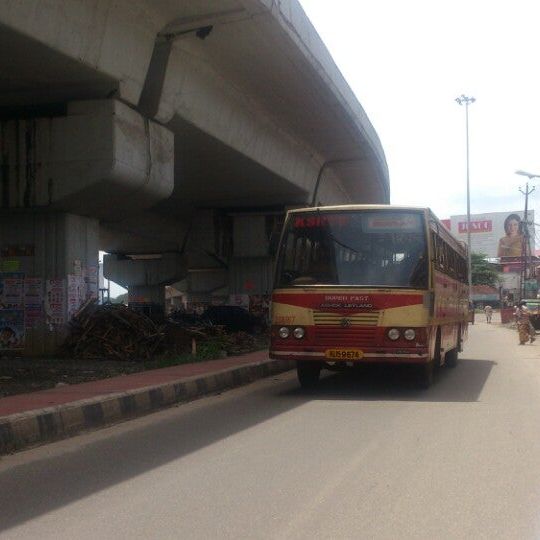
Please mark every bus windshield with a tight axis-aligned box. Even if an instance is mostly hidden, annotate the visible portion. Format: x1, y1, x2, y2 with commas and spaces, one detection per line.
276, 210, 428, 288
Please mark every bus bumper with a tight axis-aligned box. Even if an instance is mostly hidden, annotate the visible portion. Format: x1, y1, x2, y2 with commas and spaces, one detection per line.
269, 349, 429, 364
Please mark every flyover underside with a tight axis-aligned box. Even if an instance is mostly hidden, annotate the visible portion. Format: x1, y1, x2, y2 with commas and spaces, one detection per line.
160, 116, 311, 214
0, 0, 389, 355
0, 23, 118, 108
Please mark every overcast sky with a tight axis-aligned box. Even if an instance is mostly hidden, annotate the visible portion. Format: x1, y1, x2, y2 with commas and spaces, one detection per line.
299, 0, 540, 221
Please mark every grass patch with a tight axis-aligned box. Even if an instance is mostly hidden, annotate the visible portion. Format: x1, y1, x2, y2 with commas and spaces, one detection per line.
146, 341, 227, 369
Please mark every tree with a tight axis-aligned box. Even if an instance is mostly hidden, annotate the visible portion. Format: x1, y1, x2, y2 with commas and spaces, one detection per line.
471, 252, 499, 287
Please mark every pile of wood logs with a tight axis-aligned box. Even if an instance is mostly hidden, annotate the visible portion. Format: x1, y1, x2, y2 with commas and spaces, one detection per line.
64, 302, 268, 362
64, 302, 166, 361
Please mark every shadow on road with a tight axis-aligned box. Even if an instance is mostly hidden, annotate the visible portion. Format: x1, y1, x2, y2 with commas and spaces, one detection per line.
0, 358, 494, 531
281, 358, 496, 403
0, 374, 304, 533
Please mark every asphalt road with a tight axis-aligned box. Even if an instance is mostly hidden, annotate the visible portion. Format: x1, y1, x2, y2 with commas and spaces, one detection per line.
1, 317, 540, 539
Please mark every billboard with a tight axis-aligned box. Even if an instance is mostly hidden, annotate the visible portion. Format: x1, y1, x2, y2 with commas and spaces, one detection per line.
446, 210, 534, 260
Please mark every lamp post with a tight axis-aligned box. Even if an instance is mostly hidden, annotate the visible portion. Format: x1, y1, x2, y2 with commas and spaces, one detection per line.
455, 94, 476, 298
515, 170, 540, 299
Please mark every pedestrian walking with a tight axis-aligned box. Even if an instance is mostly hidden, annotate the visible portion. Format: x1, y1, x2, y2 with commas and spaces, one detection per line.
484, 304, 493, 323
515, 301, 536, 345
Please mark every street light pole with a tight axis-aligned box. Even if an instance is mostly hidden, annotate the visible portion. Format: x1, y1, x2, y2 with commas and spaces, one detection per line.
515, 170, 540, 299
455, 94, 476, 298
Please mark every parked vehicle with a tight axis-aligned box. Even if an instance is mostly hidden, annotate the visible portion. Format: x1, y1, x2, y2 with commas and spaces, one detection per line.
524, 300, 540, 330
202, 306, 266, 334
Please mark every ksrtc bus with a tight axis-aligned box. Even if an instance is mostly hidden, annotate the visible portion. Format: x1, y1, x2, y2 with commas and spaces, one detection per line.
269, 205, 469, 388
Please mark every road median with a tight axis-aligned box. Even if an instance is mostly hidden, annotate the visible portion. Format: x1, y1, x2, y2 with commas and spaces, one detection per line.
0, 354, 293, 455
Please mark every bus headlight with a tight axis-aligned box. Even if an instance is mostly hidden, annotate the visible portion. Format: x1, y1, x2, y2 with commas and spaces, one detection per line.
387, 328, 400, 340
403, 329, 416, 341
293, 327, 305, 339
279, 327, 290, 339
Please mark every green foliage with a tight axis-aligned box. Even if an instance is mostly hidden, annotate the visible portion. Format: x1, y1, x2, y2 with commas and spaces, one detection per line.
471, 252, 499, 287
146, 340, 226, 369
145, 331, 269, 370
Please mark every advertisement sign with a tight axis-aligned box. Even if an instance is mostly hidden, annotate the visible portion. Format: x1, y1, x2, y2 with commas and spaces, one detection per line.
0, 309, 25, 349
448, 210, 534, 260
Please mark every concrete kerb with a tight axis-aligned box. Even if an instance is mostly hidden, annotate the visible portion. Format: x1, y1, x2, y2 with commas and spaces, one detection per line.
0, 359, 294, 455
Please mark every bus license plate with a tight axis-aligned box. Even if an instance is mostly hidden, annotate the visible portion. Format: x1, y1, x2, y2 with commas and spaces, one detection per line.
325, 349, 363, 360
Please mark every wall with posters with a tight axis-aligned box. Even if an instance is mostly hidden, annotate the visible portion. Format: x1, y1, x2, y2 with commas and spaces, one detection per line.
447, 210, 535, 260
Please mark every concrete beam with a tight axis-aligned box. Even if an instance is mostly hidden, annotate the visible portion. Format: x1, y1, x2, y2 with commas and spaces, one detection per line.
103, 253, 187, 288
0, 0, 160, 104
0, 100, 174, 221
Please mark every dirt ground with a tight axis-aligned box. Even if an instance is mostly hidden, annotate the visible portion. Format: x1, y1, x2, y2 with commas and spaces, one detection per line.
0, 357, 146, 398
0, 333, 269, 398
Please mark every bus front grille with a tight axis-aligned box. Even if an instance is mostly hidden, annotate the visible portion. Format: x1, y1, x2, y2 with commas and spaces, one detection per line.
314, 326, 377, 347
313, 311, 380, 326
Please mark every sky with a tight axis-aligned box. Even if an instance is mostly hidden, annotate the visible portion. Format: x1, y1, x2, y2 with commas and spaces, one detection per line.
298, 0, 540, 221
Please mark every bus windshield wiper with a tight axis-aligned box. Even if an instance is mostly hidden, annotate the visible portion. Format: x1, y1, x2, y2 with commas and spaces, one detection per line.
314, 210, 360, 254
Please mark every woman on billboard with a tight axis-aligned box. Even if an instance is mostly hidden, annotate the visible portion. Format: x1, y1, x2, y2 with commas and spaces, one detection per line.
497, 213, 524, 258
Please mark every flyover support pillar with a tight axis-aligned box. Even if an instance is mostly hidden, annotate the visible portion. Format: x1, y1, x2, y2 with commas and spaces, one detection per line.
0, 211, 99, 356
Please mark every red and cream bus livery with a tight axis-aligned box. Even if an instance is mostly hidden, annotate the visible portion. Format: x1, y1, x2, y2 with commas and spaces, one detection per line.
269, 205, 469, 388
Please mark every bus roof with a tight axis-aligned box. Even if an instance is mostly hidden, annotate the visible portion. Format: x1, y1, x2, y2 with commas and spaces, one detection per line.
288, 204, 430, 214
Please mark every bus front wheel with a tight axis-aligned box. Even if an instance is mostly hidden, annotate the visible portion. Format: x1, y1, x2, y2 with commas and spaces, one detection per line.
417, 360, 435, 389
297, 361, 321, 388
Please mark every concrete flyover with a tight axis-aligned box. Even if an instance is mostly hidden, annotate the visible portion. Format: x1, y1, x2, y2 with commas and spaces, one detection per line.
0, 0, 389, 355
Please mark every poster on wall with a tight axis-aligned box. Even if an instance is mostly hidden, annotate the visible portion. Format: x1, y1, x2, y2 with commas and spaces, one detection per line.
0, 260, 20, 272
67, 275, 77, 319
45, 279, 66, 326
24, 277, 44, 329
1, 245, 35, 257
73, 259, 82, 277
0, 309, 25, 350
0, 272, 25, 308
86, 265, 99, 299
67, 274, 87, 319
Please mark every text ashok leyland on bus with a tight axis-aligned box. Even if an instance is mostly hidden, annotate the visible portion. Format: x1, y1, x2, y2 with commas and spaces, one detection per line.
320, 295, 373, 310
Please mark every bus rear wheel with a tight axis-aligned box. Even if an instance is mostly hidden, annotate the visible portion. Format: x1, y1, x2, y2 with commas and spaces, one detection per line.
445, 347, 458, 368
297, 361, 321, 388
